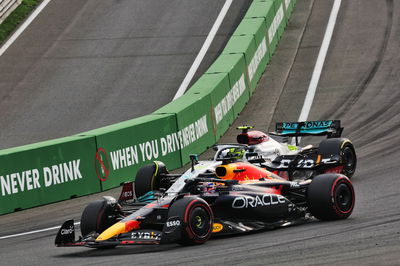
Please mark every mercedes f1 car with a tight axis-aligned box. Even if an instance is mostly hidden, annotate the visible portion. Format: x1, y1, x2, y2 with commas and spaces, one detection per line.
234, 120, 357, 180
55, 153, 355, 248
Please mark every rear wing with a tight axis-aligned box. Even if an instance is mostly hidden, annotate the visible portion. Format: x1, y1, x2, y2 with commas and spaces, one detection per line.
270, 120, 343, 145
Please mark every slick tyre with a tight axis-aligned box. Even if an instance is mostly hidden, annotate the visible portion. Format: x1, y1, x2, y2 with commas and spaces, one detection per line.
168, 197, 213, 245
134, 161, 169, 198
341, 141, 357, 178
318, 138, 357, 178
80, 199, 118, 236
307, 174, 355, 220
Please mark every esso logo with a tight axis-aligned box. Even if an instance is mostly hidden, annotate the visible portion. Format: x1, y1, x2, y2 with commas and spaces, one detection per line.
166, 220, 180, 227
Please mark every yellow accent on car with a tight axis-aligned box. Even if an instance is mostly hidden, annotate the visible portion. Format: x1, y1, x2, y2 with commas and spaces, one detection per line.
316, 155, 321, 164
212, 223, 224, 233
341, 139, 351, 149
287, 145, 298, 151
151, 161, 159, 191
96, 222, 127, 242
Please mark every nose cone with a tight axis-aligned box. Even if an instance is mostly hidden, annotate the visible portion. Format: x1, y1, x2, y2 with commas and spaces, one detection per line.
96, 222, 125, 242
96, 220, 140, 241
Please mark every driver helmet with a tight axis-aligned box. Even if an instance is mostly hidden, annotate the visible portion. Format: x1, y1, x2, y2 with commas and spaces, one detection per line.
221, 147, 245, 159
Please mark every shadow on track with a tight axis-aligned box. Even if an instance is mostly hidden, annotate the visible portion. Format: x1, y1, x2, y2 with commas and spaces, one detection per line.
53, 244, 178, 258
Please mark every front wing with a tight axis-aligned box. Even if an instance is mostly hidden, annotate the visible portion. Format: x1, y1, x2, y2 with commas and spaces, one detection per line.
55, 220, 162, 247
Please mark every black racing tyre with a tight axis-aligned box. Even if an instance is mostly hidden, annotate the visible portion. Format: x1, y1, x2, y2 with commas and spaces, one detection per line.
341, 142, 357, 178
134, 161, 169, 198
80, 199, 119, 236
318, 138, 357, 178
168, 197, 213, 245
307, 174, 355, 220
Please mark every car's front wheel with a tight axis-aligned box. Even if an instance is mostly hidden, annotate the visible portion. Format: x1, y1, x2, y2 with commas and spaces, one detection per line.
80, 198, 120, 234
165, 196, 213, 245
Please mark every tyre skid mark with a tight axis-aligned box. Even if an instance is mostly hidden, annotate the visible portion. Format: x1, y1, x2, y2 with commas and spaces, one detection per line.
322, 0, 393, 120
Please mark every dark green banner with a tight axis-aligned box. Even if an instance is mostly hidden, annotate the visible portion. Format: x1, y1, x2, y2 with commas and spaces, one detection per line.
81, 114, 180, 190
187, 73, 232, 140
206, 54, 250, 122
155, 93, 215, 165
234, 18, 270, 93
0, 136, 99, 215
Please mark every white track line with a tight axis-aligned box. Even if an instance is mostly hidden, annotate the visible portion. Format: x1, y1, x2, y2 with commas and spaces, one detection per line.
0, 0, 52, 56
173, 0, 233, 100
0, 222, 80, 240
297, 0, 342, 122
293, 0, 341, 145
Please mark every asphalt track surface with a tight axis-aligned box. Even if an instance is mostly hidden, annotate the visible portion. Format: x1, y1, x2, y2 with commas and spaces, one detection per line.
0, 0, 250, 149
1, 0, 400, 265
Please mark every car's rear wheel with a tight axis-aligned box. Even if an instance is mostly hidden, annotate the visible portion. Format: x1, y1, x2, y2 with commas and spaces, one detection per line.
341, 142, 357, 178
307, 174, 355, 220
134, 161, 169, 198
318, 138, 357, 178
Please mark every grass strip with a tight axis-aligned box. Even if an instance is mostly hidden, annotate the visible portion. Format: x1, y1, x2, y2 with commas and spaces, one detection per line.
0, 0, 40, 46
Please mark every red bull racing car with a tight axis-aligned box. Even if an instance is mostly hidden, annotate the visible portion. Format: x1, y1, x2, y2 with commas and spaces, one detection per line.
55, 152, 355, 248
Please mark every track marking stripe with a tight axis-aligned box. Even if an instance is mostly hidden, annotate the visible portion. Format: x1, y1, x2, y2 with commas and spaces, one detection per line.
173, 0, 233, 100
297, 0, 342, 122
293, 0, 341, 145
0, 222, 80, 240
0, 0, 52, 57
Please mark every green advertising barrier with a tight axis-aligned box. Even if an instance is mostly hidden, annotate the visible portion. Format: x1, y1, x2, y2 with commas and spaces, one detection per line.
154, 92, 214, 165
283, 0, 296, 18
205, 54, 250, 121
223, 35, 257, 68
248, 0, 286, 56
80, 114, 180, 190
187, 73, 232, 140
272, 0, 287, 45
233, 18, 269, 93
0, 136, 99, 215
